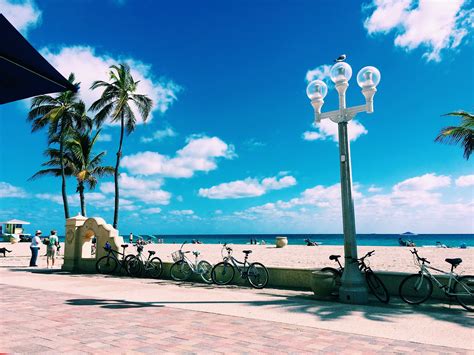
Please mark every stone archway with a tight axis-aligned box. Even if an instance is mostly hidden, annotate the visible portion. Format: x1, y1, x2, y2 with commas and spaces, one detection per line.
62, 215, 124, 272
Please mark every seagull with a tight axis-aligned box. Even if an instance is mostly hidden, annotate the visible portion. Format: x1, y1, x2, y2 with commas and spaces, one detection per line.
334, 54, 347, 63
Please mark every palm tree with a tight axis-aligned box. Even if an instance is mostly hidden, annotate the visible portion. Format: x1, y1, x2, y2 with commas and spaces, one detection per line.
90, 64, 152, 228
30, 130, 114, 216
435, 111, 474, 160
67, 129, 114, 216
27, 73, 91, 218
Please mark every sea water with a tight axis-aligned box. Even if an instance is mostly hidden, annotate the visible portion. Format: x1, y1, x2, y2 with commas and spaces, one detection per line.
56, 233, 473, 247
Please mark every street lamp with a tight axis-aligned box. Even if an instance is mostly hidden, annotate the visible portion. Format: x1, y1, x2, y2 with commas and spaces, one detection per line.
306, 61, 381, 304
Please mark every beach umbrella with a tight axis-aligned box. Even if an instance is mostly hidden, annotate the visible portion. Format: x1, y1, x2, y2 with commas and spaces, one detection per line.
0, 14, 77, 105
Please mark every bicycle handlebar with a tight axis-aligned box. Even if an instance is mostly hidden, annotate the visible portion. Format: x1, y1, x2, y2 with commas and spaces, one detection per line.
410, 248, 430, 264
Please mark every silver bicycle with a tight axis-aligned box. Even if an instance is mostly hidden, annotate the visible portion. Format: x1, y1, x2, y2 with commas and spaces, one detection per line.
170, 241, 213, 283
399, 248, 473, 311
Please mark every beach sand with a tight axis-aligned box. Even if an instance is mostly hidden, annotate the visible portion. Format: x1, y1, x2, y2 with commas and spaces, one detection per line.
1, 242, 473, 274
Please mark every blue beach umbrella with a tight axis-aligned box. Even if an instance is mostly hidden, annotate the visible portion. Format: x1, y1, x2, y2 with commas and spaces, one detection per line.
0, 14, 77, 105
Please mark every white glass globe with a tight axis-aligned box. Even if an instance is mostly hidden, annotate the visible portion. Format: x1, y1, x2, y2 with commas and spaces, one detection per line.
357, 66, 381, 88
330, 62, 352, 83
306, 80, 328, 100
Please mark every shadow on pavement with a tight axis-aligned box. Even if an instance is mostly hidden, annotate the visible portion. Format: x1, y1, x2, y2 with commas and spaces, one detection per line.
65, 298, 164, 309
7, 267, 473, 327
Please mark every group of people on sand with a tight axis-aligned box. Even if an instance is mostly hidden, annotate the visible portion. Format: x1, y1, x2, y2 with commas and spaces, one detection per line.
29, 229, 59, 268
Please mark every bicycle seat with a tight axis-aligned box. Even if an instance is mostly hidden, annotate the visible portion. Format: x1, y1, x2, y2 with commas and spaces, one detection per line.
148, 251, 156, 256
243, 250, 252, 255
329, 255, 340, 260
121, 244, 128, 249
445, 258, 462, 267
193, 251, 200, 256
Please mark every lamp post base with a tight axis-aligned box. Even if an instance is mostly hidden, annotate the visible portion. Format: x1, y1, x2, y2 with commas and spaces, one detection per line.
338, 261, 368, 304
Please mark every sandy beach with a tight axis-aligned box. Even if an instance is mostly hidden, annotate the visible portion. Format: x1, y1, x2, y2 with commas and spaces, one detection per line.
1, 242, 473, 274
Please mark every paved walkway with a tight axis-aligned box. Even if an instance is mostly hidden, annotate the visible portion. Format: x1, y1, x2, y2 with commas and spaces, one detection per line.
0, 284, 469, 354
0, 267, 473, 354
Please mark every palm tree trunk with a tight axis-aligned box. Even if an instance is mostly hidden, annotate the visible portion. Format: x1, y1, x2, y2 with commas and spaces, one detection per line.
78, 182, 86, 217
59, 132, 70, 219
113, 116, 125, 229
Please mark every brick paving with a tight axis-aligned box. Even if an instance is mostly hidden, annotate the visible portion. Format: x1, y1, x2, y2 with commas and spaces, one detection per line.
0, 284, 470, 354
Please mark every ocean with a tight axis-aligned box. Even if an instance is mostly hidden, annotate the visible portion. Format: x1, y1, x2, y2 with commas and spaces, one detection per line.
57, 233, 473, 247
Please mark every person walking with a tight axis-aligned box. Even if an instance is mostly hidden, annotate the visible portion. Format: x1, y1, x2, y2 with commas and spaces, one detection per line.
129, 232, 133, 243
46, 230, 59, 268
30, 230, 42, 267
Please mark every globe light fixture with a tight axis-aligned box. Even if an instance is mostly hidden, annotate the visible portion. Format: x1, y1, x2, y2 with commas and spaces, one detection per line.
306, 79, 328, 100
357, 66, 381, 113
306, 79, 328, 121
330, 62, 352, 83
305, 58, 381, 305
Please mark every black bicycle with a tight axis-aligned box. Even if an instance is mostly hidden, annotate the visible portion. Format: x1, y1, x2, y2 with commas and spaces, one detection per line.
322, 250, 390, 303
126, 241, 163, 279
211, 244, 269, 289
95, 242, 136, 275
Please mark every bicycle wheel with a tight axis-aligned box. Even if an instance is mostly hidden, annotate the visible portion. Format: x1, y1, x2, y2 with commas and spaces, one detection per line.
366, 271, 390, 303
197, 260, 213, 284
211, 261, 235, 285
96, 256, 117, 274
145, 257, 163, 279
247, 262, 269, 289
127, 256, 143, 277
454, 275, 474, 312
170, 260, 193, 281
321, 267, 342, 296
399, 274, 433, 305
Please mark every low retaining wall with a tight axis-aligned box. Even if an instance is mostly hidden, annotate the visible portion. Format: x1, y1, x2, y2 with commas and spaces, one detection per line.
66, 258, 455, 300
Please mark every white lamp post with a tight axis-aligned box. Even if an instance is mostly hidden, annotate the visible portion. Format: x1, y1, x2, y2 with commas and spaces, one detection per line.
306, 61, 381, 304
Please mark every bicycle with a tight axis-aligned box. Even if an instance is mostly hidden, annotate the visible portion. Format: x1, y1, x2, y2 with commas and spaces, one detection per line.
399, 248, 473, 311
321, 250, 390, 303
169, 241, 213, 283
95, 242, 136, 275
126, 241, 163, 279
211, 244, 269, 289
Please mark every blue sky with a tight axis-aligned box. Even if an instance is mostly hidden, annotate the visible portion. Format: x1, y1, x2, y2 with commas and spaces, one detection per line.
0, 0, 473, 235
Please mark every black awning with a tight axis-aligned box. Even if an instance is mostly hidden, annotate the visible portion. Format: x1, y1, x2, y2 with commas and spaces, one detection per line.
0, 14, 77, 105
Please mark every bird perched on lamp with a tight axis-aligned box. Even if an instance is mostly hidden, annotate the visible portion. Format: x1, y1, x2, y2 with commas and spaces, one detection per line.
334, 54, 346, 62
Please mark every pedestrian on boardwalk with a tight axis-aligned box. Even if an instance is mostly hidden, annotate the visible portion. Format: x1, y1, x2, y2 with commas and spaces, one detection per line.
46, 230, 59, 268
30, 230, 42, 267
129, 232, 133, 243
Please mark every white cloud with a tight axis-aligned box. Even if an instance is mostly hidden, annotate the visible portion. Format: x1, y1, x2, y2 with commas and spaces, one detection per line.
0, 0, 41, 35
97, 133, 112, 142
141, 126, 177, 143
41, 46, 180, 123
142, 207, 162, 214
0, 182, 28, 198
305, 64, 332, 84
393, 173, 451, 191
199, 174, 297, 199
456, 174, 474, 187
304, 119, 368, 143
363, 0, 474, 61
231, 172, 473, 233
100, 173, 171, 205
368, 185, 383, 193
170, 209, 194, 215
122, 135, 235, 178
302, 131, 324, 141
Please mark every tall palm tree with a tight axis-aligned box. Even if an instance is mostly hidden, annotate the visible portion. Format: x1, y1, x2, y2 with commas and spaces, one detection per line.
435, 111, 474, 160
30, 130, 114, 216
67, 129, 114, 216
27, 73, 91, 218
90, 64, 152, 228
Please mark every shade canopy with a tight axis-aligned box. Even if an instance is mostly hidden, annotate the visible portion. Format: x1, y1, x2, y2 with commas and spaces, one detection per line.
0, 14, 77, 105
0, 219, 30, 225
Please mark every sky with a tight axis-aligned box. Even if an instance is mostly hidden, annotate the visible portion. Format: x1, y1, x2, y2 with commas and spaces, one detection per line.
0, 0, 473, 235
